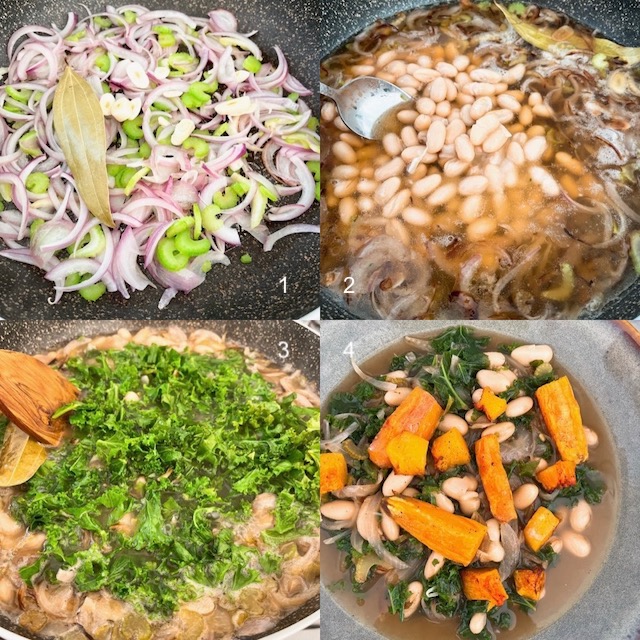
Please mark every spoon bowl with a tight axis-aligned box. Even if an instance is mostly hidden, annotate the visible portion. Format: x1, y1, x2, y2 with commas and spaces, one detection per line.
320, 76, 413, 140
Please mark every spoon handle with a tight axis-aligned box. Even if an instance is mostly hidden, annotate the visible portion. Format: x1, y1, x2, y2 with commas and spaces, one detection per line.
319, 82, 339, 101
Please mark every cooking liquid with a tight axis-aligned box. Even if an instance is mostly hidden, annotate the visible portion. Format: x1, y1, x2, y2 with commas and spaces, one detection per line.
321, 329, 620, 639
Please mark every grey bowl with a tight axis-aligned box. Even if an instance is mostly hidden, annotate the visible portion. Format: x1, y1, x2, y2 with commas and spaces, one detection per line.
320, 320, 640, 640
0, 320, 319, 640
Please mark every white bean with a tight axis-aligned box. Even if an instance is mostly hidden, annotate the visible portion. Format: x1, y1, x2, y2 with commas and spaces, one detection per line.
374, 176, 401, 204
459, 491, 481, 516
460, 195, 483, 222
430, 77, 448, 102
501, 369, 517, 384
333, 140, 356, 164
404, 582, 424, 618
397, 109, 418, 124
427, 183, 457, 206
570, 500, 592, 533
584, 427, 599, 448
412, 173, 442, 198
0, 578, 15, 606
478, 541, 505, 562
507, 140, 526, 166
321, 500, 357, 521
459, 175, 488, 196
464, 82, 496, 97
375, 157, 405, 182
486, 518, 501, 542
497, 93, 522, 112
441, 477, 469, 501
476, 369, 512, 393
383, 188, 411, 218
481, 421, 516, 443
384, 386, 412, 406
443, 159, 470, 178
332, 165, 359, 180
504, 63, 526, 84
472, 388, 484, 403
414, 68, 441, 83
439, 413, 469, 435
435, 100, 451, 118
493, 108, 516, 124
321, 101, 337, 121
416, 97, 436, 115
401, 126, 419, 147
455, 134, 475, 163
513, 483, 539, 510
402, 206, 432, 227
460, 104, 474, 126
381, 510, 401, 541
436, 61, 458, 78
435, 491, 456, 513
338, 197, 357, 224
403, 487, 420, 498
470, 613, 487, 635
470, 96, 493, 121
382, 133, 403, 156
482, 126, 511, 153
383, 471, 414, 497
426, 120, 447, 154
414, 114, 432, 131
424, 551, 446, 579
510, 344, 553, 365
445, 78, 458, 102
357, 179, 377, 195
529, 92, 543, 107
549, 536, 563, 554
562, 531, 591, 558
445, 118, 467, 145
467, 217, 497, 242
453, 55, 470, 71
470, 68, 503, 83
0, 512, 24, 538
484, 351, 506, 368
530, 166, 560, 197
505, 396, 534, 417
376, 50, 397, 68
533, 104, 554, 118
524, 136, 548, 162
469, 113, 501, 146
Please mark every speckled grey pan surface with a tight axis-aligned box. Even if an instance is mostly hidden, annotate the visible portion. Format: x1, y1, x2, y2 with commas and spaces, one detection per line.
320, 320, 640, 640
319, 0, 640, 320
0, 0, 319, 320
0, 320, 319, 639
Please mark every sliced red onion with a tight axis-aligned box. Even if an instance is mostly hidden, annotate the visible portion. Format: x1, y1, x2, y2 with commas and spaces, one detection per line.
263, 224, 319, 252
113, 227, 153, 297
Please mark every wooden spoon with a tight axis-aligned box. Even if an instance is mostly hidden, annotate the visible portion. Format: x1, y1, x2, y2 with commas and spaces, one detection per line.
0, 350, 79, 446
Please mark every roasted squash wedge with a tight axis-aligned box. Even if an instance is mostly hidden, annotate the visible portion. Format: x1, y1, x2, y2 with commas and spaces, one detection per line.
320, 452, 348, 495
514, 567, 546, 601
387, 432, 429, 476
475, 434, 516, 522
524, 506, 559, 552
431, 429, 471, 472
461, 568, 509, 609
536, 460, 577, 492
475, 388, 507, 422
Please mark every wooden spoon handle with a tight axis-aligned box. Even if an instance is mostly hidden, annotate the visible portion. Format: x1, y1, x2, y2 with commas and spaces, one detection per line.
0, 350, 78, 446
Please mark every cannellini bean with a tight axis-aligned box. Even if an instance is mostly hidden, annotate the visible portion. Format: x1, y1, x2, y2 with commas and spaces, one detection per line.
481, 421, 516, 443
375, 157, 405, 182
416, 97, 436, 115
469, 113, 501, 145
455, 134, 475, 163
384, 386, 412, 406
333, 141, 357, 164
436, 61, 458, 78
570, 500, 592, 532
417, 54, 432, 67
383, 471, 414, 496
321, 101, 336, 121
382, 133, 403, 156
497, 93, 521, 112
386, 370, 407, 380
412, 173, 442, 198
334, 179, 358, 199
501, 369, 517, 384
445, 78, 458, 102
493, 108, 516, 124
478, 540, 505, 563
507, 140, 526, 166
482, 126, 511, 153
123, 391, 140, 402
374, 176, 401, 203
505, 396, 534, 418
445, 118, 466, 144
531, 167, 560, 197
414, 68, 441, 83
403, 206, 432, 227
529, 92, 543, 107
334, 116, 349, 131
0, 512, 24, 538
426, 120, 447, 154
470, 612, 487, 635
472, 388, 483, 403
381, 510, 401, 541
476, 369, 511, 393
383, 189, 411, 218
443, 159, 470, 177
466, 217, 497, 242
333, 165, 359, 180
470, 96, 493, 120
455, 72, 471, 88
377, 50, 397, 68
524, 136, 548, 162
439, 413, 469, 435
338, 197, 357, 224
533, 103, 554, 118
441, 477, 469, 500
403, 487, 420, 498
321, 500, 357, 521
555, 151, 585, 175
584, 427, 599, 448
401, 126, 419, 147
414, 114, 432, 131
562, 531, 591, 558
460, 104, 474, 126
427, 183, 457, 206
485, 351, 506, 368
504, 63, 526, 84
401, 145, 427, 163
453, 55, 470, 71
397, 74, 421, 90
435, 491, 456, 513
549, 536, 563, 554
357, 179, 377, 195
486, 518, 500, 542
464, 82, 496, 97
435, 100, 451, 118
519, 104, 533, 126
430, 77, 448, 102
404, 582, 424, 619
536, 458, 549, 472
459, 175, 488, 196
461, 195, 483, 221
513, 483, 539, 510
397, 109, 418, 124
471, 68, 503, 83
351, 64, 376, 76
511, 344, 553, 365
424, 551, 446, 579
0, 577, 15, 606
459, 491, 481, 516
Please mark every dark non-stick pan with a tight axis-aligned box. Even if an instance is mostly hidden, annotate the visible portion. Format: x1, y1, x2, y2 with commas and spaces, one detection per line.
320, 0, 640, 320
0, 1, 320, 320
0, 319, 319, 640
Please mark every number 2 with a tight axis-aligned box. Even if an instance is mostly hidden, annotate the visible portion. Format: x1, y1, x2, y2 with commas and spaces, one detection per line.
343, 277, 354, 294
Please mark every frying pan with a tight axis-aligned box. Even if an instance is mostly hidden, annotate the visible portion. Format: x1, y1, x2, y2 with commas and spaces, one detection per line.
319, 0, 640, 320
0, 1, 319, 320
320, 319, 640, 640
0, 319, 319, 639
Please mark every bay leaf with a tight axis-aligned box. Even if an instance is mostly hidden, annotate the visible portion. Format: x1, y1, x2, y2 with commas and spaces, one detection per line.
53, 67, 114, 227
594, 38, 640, 66
0, 423, 47, 487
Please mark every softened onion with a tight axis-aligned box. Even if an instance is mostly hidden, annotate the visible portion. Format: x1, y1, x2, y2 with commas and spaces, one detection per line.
351, 355, 397, 392
499, 522, 520, 581
333, 471, 383, 499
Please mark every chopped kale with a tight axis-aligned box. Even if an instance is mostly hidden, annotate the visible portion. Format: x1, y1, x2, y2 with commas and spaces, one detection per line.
388, 581, 411, 620
556, 463, 606, 505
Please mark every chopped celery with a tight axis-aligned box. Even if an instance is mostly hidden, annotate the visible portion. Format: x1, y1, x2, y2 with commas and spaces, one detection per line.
240, 253, 252, 264
95, 54, 111, 72
158, 33, 176, 47
123, 167, 150, 196
201, 261, 212, 273
6, 87, 30, 103
152, 101, 172, 112
243, 56, 262, 73
174, 229, 210, 257
66, 29, 87, 42
631, 231, 640, 275
213, 122, 229, 137
542, 264, 575, 301
124, 10, 137, 23
29, 218, 45, 238
168, 53, 196, 73
115, 167, 137, 189
25, 172, 49, 194
137, 142, 152, 159
287, 92, 299, 102
202, 204, 223, 232
107, 164, 123, 177
182, 137, 209, 159
166, 216, 195, 238
508, 2, 527, 16
65, 273, 82, 286
80, 282, 107, 301
93, 16, 112, 28
193, 203, 202, 239
307, 116, 319, 131
213, 188, 238, 209
156, 237, 189, 271
19, 130, 40, 157
122, 116, 144, 140
73, 225, 106, 258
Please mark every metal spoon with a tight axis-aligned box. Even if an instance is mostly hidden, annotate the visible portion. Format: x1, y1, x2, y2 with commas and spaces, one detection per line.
320, 76, 413, 140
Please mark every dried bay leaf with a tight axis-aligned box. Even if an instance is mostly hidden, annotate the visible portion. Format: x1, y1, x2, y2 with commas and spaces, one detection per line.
0, 423, 47, 487
53, 67, 114, 227
496, 3, 640, 65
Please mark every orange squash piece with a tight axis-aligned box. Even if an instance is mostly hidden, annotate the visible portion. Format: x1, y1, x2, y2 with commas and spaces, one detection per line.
387, 432, 428, 476
535, 376, 588, 463
475, 435, 516, 522
475, 388, 507, 422
524, 506, 559, 552
320, 452, 348, 495
431, 429, 471, 472
386, 496, 486, 566
461, 568, 508, 609
368, 388, 443, 468
514, 567, 546, 601
536, 460, 577, 492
